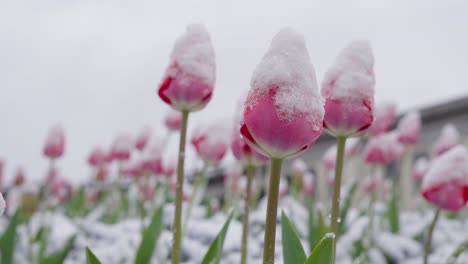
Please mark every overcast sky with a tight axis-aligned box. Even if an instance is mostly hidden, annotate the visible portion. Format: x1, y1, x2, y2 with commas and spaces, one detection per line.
1, 0, 467, 185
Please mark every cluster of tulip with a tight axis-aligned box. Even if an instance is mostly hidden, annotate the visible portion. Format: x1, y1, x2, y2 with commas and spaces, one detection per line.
0, 24, 467, 264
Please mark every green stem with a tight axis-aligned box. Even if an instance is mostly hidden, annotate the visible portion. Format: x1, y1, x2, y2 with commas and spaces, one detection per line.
171, 110, 189, 264
26, 220, 34, 264
424, 209, 440, 264
330, 136, 347, 250
241, 164, 255, 264
262, 158, 283, 264
446, 239, 468, 264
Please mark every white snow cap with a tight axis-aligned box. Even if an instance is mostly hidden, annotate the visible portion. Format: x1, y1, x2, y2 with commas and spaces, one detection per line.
0, 192, 5, 215
169, 24, 216, 85
422, 145, 468, 190
433, 123, 460, 155
397, 110, 421, 135
322, 40, 375, 101
45, 124, 64, 146
249, 28, 324, 125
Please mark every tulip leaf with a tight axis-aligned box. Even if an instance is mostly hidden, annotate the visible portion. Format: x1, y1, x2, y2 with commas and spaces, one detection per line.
39, 235, 76, 264
304, 233, 335, 264
0, 210, 22, 264
282, 211, 306, 264
339, 180, 358, 235
86, 247, 102, 264
387, 182, 399, 234
308, 206, 329, 253
134, 205, 164, 264
201, 212, 234, 264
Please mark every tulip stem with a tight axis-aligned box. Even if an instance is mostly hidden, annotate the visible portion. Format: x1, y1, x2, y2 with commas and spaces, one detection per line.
330, 136, 347, 250
171, 110, 189, 264
241, 164, 255, 264
446, 239, 468, 264
262, 158, 283, 264
424, 209, 440, 264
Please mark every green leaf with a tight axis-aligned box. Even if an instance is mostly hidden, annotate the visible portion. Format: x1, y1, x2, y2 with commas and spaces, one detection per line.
388, 182, 399, 234
39, 235, 76, 264
304, 233, 335, 264
86, 247, 102, 264
0, 210, 22, 264
281, 211, 306, 264
339, 180, 358, 235
308, 206, 329, 253
201, 212, 234, 264
134, 206, 164, 264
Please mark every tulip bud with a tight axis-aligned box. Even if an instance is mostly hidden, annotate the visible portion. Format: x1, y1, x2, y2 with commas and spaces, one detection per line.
421, 145, 468, 211
241, 28, 324, 159
363, 132, 404, 165
43, 125, 65, 159
191, 124, 229, 165
135, 126, 151, 151
368, 102, 397, 136
164, 109, 183, 131
412, 157, 430, 182
87, 147, 107, 167
158, 24, 216, 112
110, 133, 132, 161
433, 123, 460, 156
397, 110, 421, 145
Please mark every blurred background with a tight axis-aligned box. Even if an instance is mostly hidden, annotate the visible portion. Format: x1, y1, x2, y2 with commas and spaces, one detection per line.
1, 0, 468, 185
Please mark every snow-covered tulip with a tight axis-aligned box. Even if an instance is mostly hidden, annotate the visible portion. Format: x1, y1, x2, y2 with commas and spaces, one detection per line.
110, 134, 132, 161
433, 123, 460, 156
43, 125, 65, 159
135, 126, 151, 151
157, 24, 215, 112
241, 28, 324, 263
397, 110, 421, 145
231, 131, 269, 166
87, 147, 107, 167
321, 41, 375, 137
421, 145, 468, 211
164, 109, 183, 131
191, 124, 229, 165
363, 132, 405, 165
302, 172, 315, 196
413, 157, 430, 182
0, 192, 5, 215
321, 138, 360, 170
369, 102, 397, 136
120, 160, 143, 178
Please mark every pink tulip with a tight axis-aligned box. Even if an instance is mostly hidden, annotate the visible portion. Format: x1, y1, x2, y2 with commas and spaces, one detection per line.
433, 123, 460, 156
368, 102, 397, 136
87, 147, 107, 167
363, 132, 404, 165
135, 126, 151, 151
164, 109, 183, 131
231, 130, 269, 166
362, 171, 382, 193
240, 29, 324, 159
120, 160, 143, 178
191, 124, 229, 165
157, 24, 216, 112
421, 145, 468, 211
43, 125, 65, 159
322, 138, 360, 170
161, 157, 176, 178
110, 133, 132, 161
397, 110, 421, 145
321, 41, 375, 137
141, 146, 164, 175
412, 157, 430, 182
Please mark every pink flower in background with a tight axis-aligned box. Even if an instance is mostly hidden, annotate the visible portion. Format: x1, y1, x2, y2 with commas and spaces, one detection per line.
135, 126, 152, 151
43, 125, 65, 159
14, 167, 25, 186
141, 146, 164, 175
158, 24, 216, 112
321, 40, 375, 137
164, 109, 183, 131
433, 123, 460, 156
160, 156, 176, 178
290, 159, 307, 178
241, 29, 324, 159
224, 163, 243, 192
191, 124, 229, 165
321, 138, 360, 169
397, 110, 422, 145
362, 171, 383, 193
139, 183, 156, 202
302, 172, 315, 195
110, 134, 132, 161
87, 147, 107, 167
120, 160, 143, 178
279, 178, 289, 198
413, 157, 430, 181
363, 132, 404, 165
421, 145, 468, 211
231, 130, 269, 166
368, 102, 397, 136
